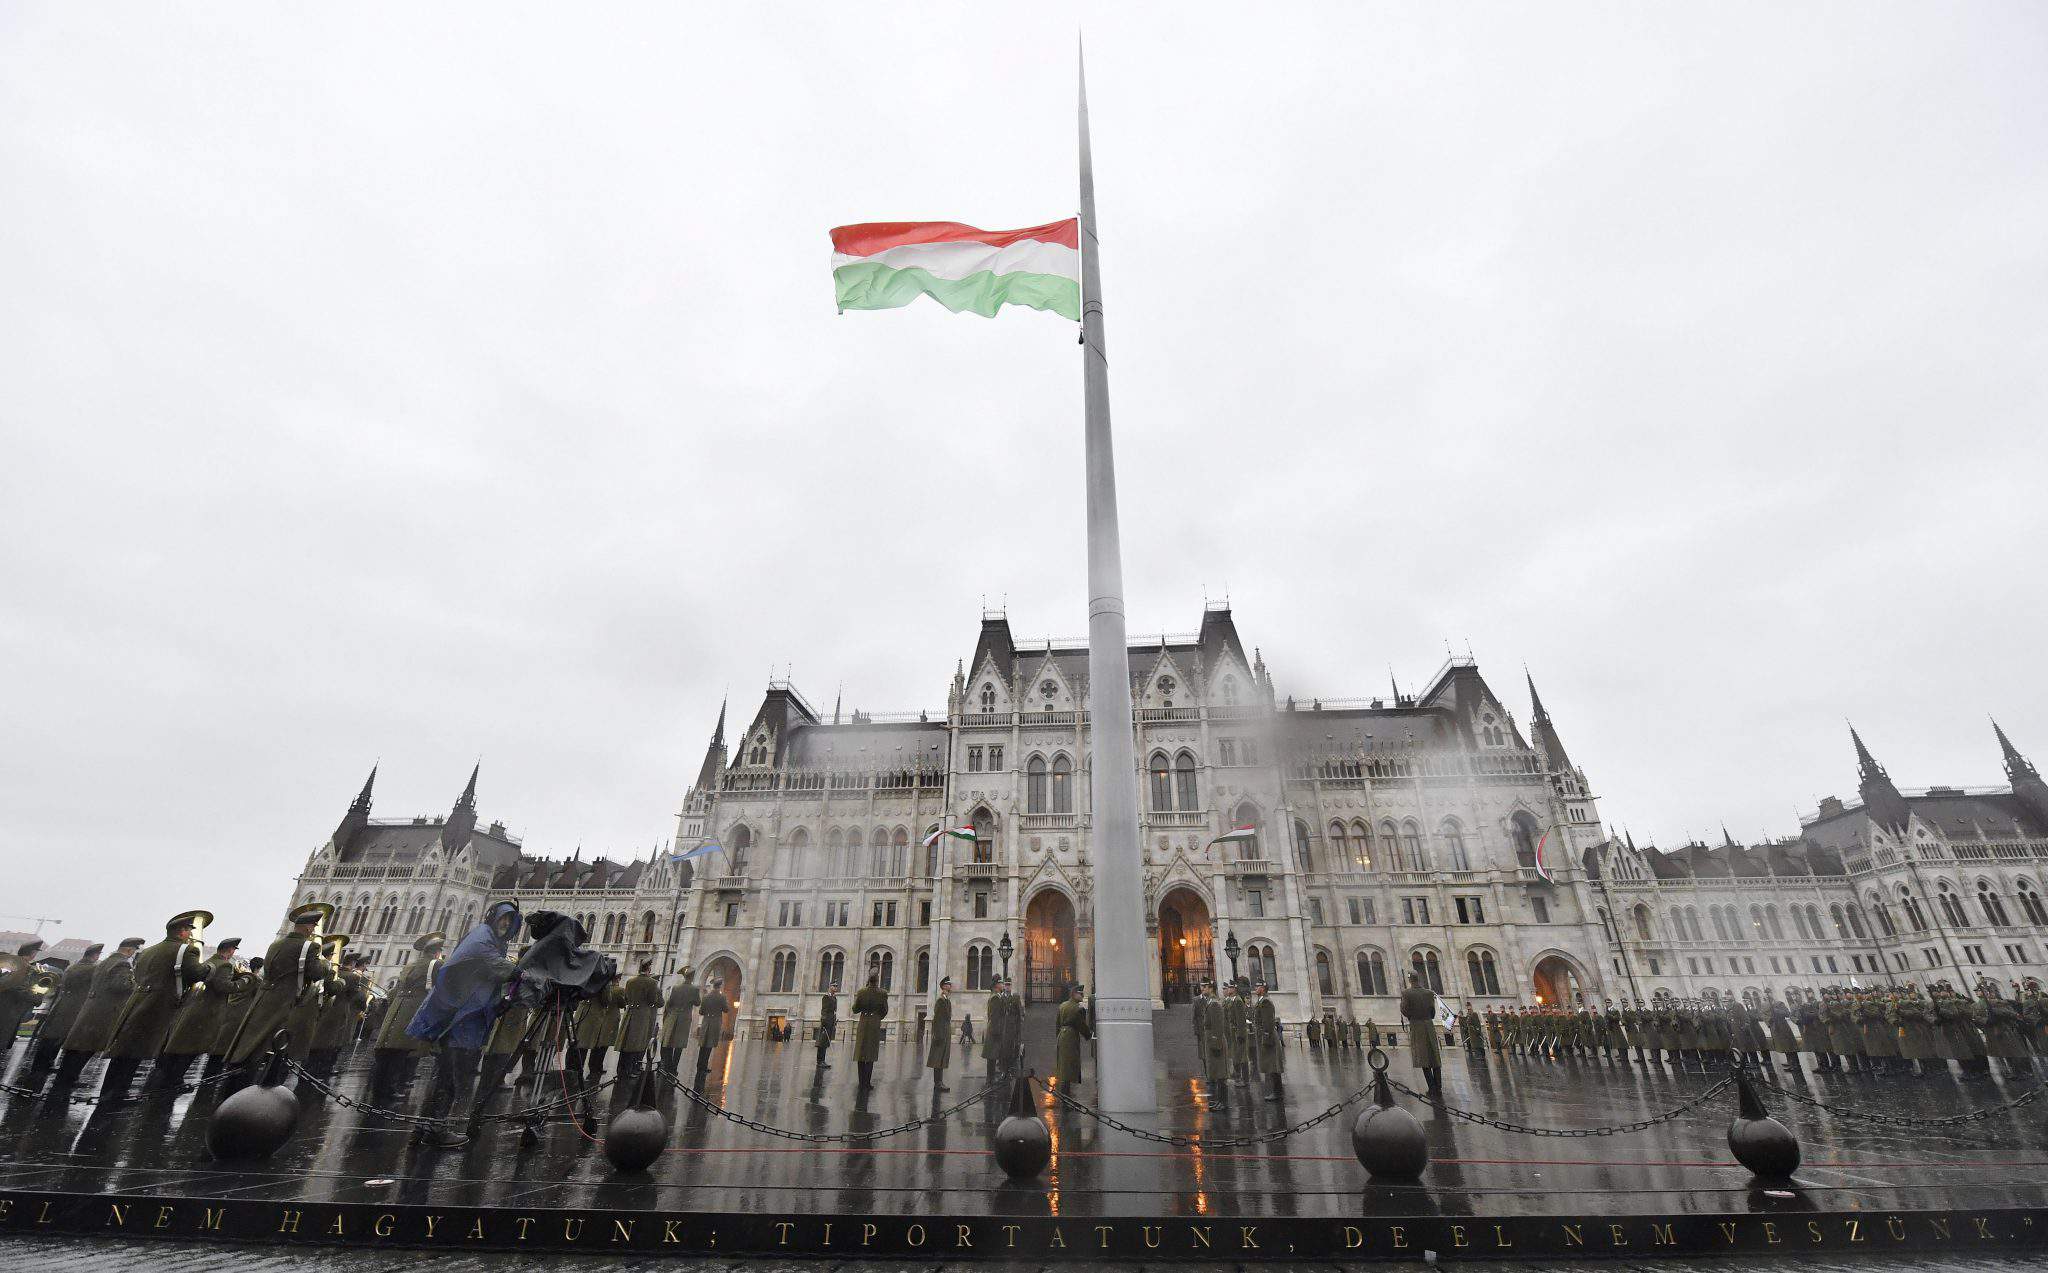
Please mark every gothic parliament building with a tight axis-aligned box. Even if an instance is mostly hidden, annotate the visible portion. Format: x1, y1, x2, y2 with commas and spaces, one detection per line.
288, 603, 2048, 1033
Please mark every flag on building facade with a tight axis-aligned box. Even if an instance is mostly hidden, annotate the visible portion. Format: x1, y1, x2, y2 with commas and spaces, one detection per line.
668, 842, 723, 864
922, 826, 979, 849
1533, 827, 1557, 884
1207, 824, 1258, 849
829, 219, 1080, 320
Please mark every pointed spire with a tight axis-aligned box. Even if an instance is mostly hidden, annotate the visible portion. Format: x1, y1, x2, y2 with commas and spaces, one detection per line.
457, 761, 479, 809
1526, 671, 1571, 770
1849, 722, 1881, 775
352, 765, 377, 812
712, 695, 728, 747
1525, 668, 1549, 723
693, 697, 730, 794
1847, 722, 1910, 833
833, 684, 842, 726
1389, 666, 1401, 705
1624, 826, 1638, 853
1994, 718, 2048, 830
1993, 718, 2034, 778
1722, 824, 1739, 849
330, 764, 378, 860
441, 761, 480, 852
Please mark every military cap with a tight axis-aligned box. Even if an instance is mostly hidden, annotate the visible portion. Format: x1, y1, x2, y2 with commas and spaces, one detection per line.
248, 957, 265, 973
939, 975, 953, 988
214, 937, 243, 954
16, 939, 44, 958
167, 910, 212, 933
289, 901, 334, 928
117, 937, 146, 951
414, 932, 447, 953
323, 933, 351, 953
80, 943, 104, 960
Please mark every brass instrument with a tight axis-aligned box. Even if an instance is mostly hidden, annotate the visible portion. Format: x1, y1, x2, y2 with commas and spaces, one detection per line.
27, 969, 56, 998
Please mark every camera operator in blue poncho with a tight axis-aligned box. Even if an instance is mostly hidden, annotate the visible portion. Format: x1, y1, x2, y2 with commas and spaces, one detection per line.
406, 899, 520, 1148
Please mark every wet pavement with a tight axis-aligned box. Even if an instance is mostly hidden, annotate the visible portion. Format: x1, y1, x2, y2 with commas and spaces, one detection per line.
2, 1006, 2046, 1259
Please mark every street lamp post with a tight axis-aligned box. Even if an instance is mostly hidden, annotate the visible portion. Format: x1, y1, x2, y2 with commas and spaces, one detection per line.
998, 930, 1014, 982
1223, 929, 1241, 986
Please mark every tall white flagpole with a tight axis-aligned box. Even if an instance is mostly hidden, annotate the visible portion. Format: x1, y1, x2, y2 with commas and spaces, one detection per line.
1078, 42, 1157, 1113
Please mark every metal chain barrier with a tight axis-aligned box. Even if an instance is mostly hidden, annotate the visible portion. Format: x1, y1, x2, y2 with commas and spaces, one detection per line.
1, 1060, 251, 1107
1032, 1074, 1379, 1148
660, 1067, 998, 1144
1753, 1070, 2045, 1128
282, 1056, 618, 1128
1389, 1074, 1734, 1137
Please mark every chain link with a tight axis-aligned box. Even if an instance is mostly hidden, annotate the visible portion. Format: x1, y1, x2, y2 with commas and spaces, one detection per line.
1388, 1075, 1734, 1137
659, 1067, 997, 1143
1753, 1070, 2044, 1127
1031, 1075, 1378, 1148
281, 1056, 619, 1128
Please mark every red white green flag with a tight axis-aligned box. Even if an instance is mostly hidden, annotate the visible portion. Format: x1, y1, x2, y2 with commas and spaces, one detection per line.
829, 219, 1080, 320
1207, 824, 1258, 848
923, 826, 979, 849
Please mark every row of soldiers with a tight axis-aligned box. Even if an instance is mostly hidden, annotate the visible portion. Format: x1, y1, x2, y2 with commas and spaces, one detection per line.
1476, 981, 2048, 1077
1306, 1013, 1384, 1051
1190, 977, 1286, 1105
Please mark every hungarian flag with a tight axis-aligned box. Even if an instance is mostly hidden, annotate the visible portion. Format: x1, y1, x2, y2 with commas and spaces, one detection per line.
923, 826, 979, 849
1533, 827, 1557, 883
830, 219, 1080, 320
1207, 824, 1258, 848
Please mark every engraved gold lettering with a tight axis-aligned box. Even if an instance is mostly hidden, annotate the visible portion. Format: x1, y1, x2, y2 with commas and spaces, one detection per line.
1451, 1224, 1469, 1249
425, 1216, 442, 1238
0, 1200, 10, 1222
1847, 1220, 1865, 1243
1002, 1224, 1019, 1249
1764, 1222, 1781, 1246
107, 1204, 128, 1229
663, 1221, 682, 1244
277, 1209, 302, 1235
1563, 1224, 1584, 1247
1239, 1226, 1259, 1250
957, 1224, 973, 1248
1191, 1225, 1212, 1249
822, 1223, 832, 1246
327, 1214, 345, 1236
154, 1206, 175, 1230
468, 1220, 484, 1241
1049, 1228, 1066, 1249
908, 1224, 927, 1248
775, 1222, 793, 1247
1344, 1226, 1363, 1250
861, 1222, 877, 1246
201, 1208, 226, 1233
1717, 1222, 1738, 1244
1808, 1221, 1824, 1244
1887, 1218, 1906, 1242
562, 1218, 583, 1242
1612, 1225, 1629, 1247
1650, 1223, 1675, 1246
612, 1220, 634, 1243
1495, 1224, 1515, 1249
1931, 1219, 1951, 1241
1144, 1225, 1162, 1250
1392, 1226, 1408, 1250
374, 1215, 394, 1238
1974, 1218, 1992, 1239
517, 1217, 536, 1241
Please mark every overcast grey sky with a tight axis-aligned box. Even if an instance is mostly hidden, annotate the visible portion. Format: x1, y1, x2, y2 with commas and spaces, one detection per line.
3, 3, 2043, 946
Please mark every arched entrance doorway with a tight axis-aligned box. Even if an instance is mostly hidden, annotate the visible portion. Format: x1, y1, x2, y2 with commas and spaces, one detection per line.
1530, 954, 1583, 1008
702, 955, 743, 1037
1157, 887, 1214, 1005
1023, 889, 1076, 1003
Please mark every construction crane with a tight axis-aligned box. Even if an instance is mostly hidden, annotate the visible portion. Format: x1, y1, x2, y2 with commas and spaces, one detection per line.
0, 915, 64, 937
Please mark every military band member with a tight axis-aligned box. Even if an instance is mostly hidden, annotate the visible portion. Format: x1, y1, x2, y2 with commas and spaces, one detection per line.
99, 910, 212, 1100
692, 976, 731, 1083
1053, 981, 1090, 1095
1252, 981, 1284, 1102
1400, 973, 1442, 1094
54, 938, 144, 1087
659, 966, 700, 1076
223, 905, 334, 1094
370, 933, 445, 1104
851, 974, 887, 1089
306, 950, 369, 1082
926, 976, 954, 1093
814, 981, 839, 1071
0, 940, 50, 1053
28, 943, 101, 1077
154, 936, 243, 1091
616, 960, 662, 1083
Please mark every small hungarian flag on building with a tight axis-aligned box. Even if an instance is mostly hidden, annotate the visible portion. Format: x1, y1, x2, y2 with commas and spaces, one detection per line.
830, 219, 1080, 320
1533, 827, 1557, 884
923, 826, 979, 849
1207, 824, 1258, 848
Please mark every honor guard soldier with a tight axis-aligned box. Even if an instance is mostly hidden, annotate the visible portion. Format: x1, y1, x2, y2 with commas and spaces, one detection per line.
53, 938, 144, 1088
1221, 980, 1251, 1086
371, 932, 445, 1104
1192, 978, 1228, 1107
814, 980, 839, 1071
1053, 982, 1090, 1096
926, 976, 954, 1093
692, 976, 731, 1083
28, 943, 101, 1078
1252, 981, 1284, 1102
990, 976, 1024, 1078
572, 977, 626, 1082
0, 940, 51, 1053
100, 910, 213, 1101
851, 973, 887, 1089
1400, 972, 1442, 1094
659, 966, 700, 1076
1765, 990, 1802, 1071
222, 903, 334, 1094
155, 936, 242, 1091
616, 960, 662, 1082
1306, 1014, 1322, 1050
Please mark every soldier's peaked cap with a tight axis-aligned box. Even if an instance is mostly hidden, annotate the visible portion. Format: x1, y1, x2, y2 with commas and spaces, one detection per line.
214, 937, 242, 952
414, 932, 447, 952
16, 940, 43, 957
80, 943, 104, 959
168, 910, 212, 932
118, 937, 146, 950
289, 901, 334, 927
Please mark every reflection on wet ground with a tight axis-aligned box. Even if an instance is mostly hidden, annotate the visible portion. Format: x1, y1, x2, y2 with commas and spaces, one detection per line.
2, 1006, 2045, 1224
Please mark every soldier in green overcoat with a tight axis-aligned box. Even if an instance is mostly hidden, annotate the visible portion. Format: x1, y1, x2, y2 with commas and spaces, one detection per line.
53, 939, 142, 1086
100, 911, 212, 1100
1252, 982, 1284, 1101
815, 981, 839, 1071
1399, 973, 1441, 1093
573, 979, 626, 1081
979, 976, 1019, 1080
659, 966, 701, 1076
1221, 980, 1250, 1086
692, 976, 732, 1083
1053, 982, 1090, 1093
308, 951, 370, 1081
926, 977, 954, 1092
27, 943, 100, 1077
155, 937, 243, 1090
1193, 979, 1228, 1107
223, 904, 334, 1093
370, 932, 444, 1104
0, 940, 50, 1052
615, 960, 663, 1082
851, 974, 888, 1089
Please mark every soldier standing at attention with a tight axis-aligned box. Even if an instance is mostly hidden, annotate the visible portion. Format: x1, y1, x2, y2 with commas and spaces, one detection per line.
154, 936, 241, 1091
814, 980, 839, 1071
692, 976, 731, 1084
100, 911, 213, 1101
371, 933, 445, 1104
1222, 980, 1251, 1087
926, 976, 954, 1093
658, 966, 700, 1077
575, 977, 626, 1083
616, 960, 662, 1083
851, 974, 888, 1090
53, 938, 144, 1088
27, 943, 101, 1078
1252, 981, 1284, 1102
1054, 981, 1090, 1096
1400, 972, 1442, 1094
1306, 1014, 1322, 1050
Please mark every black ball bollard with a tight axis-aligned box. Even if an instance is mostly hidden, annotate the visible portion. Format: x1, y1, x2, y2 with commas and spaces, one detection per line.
992, 1071, 1052, 1182
1727, 1063, 1800, 1181
1351, 1048, 1428, 1182
208, 1032, 300, 1161
604, 1066, 670, 1174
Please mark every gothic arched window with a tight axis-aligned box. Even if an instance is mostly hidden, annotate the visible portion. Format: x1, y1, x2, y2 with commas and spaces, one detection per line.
1315, 949, 1335, 995
1293, 819, 1313, 871
1409, 948, 1443, 993
1465, 949, 1501, 996
1174, 751, 1199, 810
1401, 819, 1426, 871
1149, 751, 1173, 811
1356, 948, 1389, 995
1440, 819, 1469, 871
1050, 755, 1073, 814
2017, 880, 2048, 925
816, 949, 845, 993
1026, 756, 1049, 813
979, 683, 997, 713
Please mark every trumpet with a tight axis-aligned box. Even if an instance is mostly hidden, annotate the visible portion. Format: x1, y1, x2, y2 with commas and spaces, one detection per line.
27, 970, 56, 997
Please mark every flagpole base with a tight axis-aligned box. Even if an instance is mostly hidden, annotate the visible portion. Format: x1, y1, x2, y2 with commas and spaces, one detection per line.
1092, 1004, 1157, 1114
